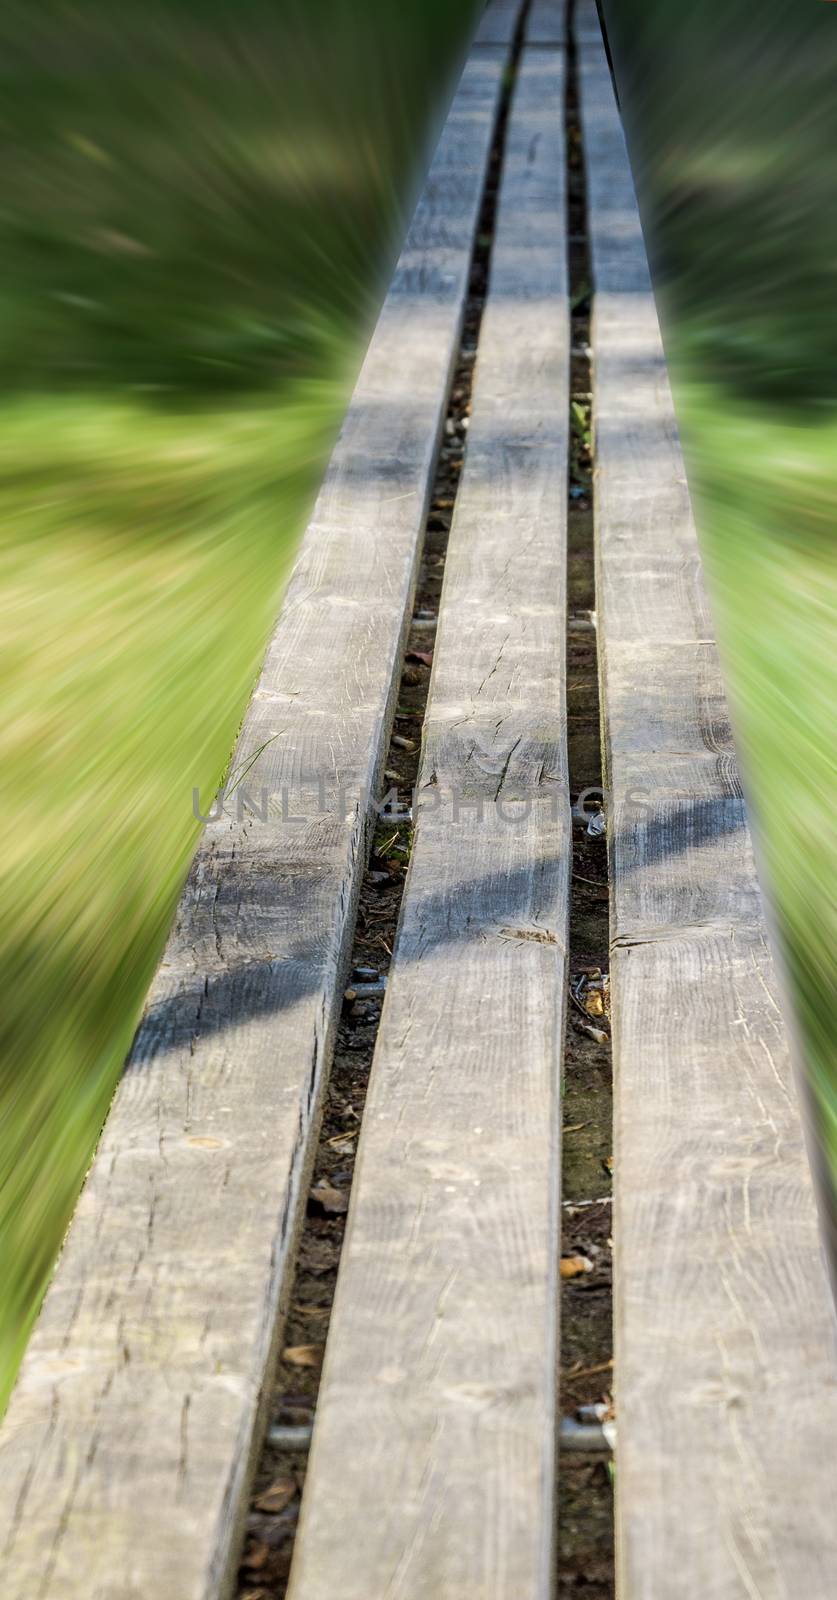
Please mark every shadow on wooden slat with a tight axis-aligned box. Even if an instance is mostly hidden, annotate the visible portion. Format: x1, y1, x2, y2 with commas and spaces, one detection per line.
131, 791, 750, 1058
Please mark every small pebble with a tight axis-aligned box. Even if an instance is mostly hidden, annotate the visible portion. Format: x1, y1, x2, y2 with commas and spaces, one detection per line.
345, 979, 387, 1001
577, 1402, 610, 1424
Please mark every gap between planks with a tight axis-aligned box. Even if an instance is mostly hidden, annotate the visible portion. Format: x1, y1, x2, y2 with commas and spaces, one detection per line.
285, 26, 571, 1600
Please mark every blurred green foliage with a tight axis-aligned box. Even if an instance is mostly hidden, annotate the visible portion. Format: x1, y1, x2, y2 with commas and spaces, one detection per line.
0, 0, 480, 1409
601, 0, 837, 1260
1, 0, 481, 392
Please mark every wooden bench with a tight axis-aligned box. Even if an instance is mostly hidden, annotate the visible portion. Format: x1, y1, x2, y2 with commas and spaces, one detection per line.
1, 3, 834, 1596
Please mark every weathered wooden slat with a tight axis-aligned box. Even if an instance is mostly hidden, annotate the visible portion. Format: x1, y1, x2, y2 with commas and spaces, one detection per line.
474, 0, 524, 47
0, 41, 514, 1600
526, 0, 564, 45
286, 44, 569, 1600
576, 5, 837, 1597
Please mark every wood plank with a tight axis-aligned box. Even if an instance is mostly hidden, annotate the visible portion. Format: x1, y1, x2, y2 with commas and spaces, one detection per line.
287, 42, 570, 1600
473, 0, 524, 47
576, 5, 837, 1597
0, 44, 513, 1600
526, 0, 565, 45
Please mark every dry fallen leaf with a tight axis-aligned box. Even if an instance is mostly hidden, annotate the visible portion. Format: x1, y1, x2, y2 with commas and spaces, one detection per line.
241, 1541, 270, 1571
308, 1180, 348, 1216
500, 925, 559, 945
255, 1475, 297, 1515
566, 1357, 614, 1380
326, 1134, 355, 1155
584, 991, 604, 1016
282, 1344, 324, 1368
560, 1255, 594, 1279
580, 1023, 609, 1045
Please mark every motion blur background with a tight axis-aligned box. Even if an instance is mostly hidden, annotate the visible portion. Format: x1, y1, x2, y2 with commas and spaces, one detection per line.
1, 0, 834, 1408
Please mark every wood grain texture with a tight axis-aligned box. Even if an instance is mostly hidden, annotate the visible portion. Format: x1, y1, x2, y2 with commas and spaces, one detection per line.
576, 5, 837, 1598
287, 44, 569, 1600
0, 46, 512, 1600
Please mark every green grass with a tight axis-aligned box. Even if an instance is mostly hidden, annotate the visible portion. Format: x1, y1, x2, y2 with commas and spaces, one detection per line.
0, 387, 341, 1400
0, 0, 479, 1410
681, 393, 837, 1177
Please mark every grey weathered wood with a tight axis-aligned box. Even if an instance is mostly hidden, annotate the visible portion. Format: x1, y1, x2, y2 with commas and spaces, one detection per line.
0, 44, 513, 1600
474, 0, 523, 47
577, 4, 837, 1597
526, 0, 564, 45
287, 44, 569, 1600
